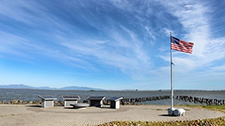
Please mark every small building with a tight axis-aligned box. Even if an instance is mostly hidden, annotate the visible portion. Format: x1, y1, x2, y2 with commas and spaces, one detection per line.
62, 95, 80, 107
87, 96, 105, 107
108, 97, 123, 109
38, 95, 57, 108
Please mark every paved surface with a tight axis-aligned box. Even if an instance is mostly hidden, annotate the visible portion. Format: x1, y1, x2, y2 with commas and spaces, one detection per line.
0, 104, 224, 126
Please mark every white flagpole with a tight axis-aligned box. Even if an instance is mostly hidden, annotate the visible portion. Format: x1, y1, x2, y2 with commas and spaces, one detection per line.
168, 33, 187, 116
168, 32, 175, 115
170, 32, 174, 109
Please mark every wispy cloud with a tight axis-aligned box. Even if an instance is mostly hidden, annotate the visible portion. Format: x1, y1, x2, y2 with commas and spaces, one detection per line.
0, 31, 34, 58
1, 0, 225, 89
149, 0, 225, 89
158, 1, 225, 71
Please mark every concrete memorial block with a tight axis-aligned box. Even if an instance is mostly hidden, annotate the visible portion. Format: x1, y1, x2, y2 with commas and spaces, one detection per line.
62, 95, 80, 107
108, 97, 123, 109
87, 96, 105, 107
38, 95, 57, 108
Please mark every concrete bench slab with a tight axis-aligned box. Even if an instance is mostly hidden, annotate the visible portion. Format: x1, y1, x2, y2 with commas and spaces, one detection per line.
70, 103, 89, 109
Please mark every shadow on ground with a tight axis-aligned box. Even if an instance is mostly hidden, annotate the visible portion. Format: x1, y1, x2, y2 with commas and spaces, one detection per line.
159, 114, 178, 117
26, 104, 42, 107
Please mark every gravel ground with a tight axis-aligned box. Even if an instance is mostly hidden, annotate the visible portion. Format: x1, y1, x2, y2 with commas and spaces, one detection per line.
0, 104, 224, 126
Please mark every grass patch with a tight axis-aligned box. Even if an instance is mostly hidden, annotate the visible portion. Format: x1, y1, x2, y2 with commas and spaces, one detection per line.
176, 104, 225, 113
202, 105, 225, 113
11, 114, 15, 116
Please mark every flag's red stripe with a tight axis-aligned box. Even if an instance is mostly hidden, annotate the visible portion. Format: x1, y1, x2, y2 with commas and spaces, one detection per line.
171, 40, 194, 54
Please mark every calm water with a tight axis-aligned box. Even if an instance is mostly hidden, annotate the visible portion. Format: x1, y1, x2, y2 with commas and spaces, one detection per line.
0, 89, 224, 105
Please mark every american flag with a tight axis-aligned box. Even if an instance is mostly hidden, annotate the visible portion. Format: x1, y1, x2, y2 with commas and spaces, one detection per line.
171, 36, 194, 54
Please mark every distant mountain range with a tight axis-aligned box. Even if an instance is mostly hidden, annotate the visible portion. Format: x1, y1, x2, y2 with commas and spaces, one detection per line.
0, 84, 103, 90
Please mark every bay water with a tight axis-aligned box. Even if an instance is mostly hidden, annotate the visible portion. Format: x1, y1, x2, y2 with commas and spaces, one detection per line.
0, 89, 224, 105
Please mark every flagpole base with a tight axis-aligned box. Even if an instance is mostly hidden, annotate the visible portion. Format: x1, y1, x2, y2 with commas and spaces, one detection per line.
174, 108, 186, 116
168, 107, 186, 116
168, 107, 176, 116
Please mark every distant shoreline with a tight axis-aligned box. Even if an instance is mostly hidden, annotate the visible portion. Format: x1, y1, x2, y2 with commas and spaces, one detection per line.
1, 84, 225, 91
0, 88, 225, 92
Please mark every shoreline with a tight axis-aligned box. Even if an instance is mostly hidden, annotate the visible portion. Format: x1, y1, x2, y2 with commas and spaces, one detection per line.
0, 104, 224, 126
1, 88, 225, 91
1, 94, 224, 106
1, 89, 224, 106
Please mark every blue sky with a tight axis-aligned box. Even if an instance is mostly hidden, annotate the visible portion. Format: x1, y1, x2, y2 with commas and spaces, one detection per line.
1, 0, 225, 90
